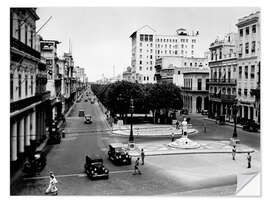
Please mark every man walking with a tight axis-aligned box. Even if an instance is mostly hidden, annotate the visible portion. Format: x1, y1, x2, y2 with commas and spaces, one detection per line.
232, 146, 236, 160
247, 152, 252, 168
141, 149, 145, 165
45, 171, 58, 195
171, 132, 175, 142
133, 157, 142, 175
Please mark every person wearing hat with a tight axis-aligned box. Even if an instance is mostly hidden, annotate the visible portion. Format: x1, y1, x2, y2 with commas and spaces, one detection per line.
141, 149, 145, 165
45, 171, 58, 195
133, 157, 142, 175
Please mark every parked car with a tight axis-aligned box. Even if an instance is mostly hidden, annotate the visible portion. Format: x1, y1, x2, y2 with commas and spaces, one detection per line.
84, 155, 109, 180
217, 115, 226, 125
84, 115, 92, 124
23, 151, 47, 174
201, 109, 208, 115
243, 120, 260, 132
47, 121, 61, 144
78, 110, 85, 117
108, 143, 132, 165
181, 109, 189, 115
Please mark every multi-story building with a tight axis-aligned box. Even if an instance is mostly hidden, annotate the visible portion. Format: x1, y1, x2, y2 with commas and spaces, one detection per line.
236, 11, 260, 123
40, 39, 62, 120
130, 25, 200, 83
10, 8, 50, 172
207, 32, 238, 121
181, 68, 210, 113
122, 66, 137, 82
155, 56, 208, 86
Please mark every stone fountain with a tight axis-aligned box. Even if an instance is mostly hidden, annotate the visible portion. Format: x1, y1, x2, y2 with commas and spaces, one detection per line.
168, 118, 200, 149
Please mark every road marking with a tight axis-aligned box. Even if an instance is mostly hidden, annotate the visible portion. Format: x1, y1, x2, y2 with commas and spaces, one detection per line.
23, 170, 134, 181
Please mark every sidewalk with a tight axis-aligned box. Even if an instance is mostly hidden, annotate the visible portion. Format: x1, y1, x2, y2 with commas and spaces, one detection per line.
112, 124, 198, 137
125, 140, 256, 157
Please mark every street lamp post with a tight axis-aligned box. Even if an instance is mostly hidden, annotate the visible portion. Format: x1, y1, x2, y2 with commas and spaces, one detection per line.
129, 98, 135, 148
232, 102, 238, 138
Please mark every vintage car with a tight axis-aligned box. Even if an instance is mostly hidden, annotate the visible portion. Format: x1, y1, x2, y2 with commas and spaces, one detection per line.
23, 151, 47, 174
84, 156, 109, 180
181, 109, 189, 115
201, 109, 208, 115
84, 115, 92, 124
108, 143, 132, 165
217, 115, 226, 125
243, 120, 260, 132
78, 110, 85, 117
47, 121, 61, 144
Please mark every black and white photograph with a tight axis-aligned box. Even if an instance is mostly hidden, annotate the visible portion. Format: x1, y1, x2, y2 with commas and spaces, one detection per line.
7, 2, 265, 198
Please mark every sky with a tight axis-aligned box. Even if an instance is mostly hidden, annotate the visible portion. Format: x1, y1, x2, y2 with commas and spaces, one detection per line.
36, 7, 259, 82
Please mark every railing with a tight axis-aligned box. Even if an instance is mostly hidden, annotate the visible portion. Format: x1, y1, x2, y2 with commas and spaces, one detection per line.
210, 93, 237, 102
10, 37, 40, 59
207, 79, 237, 85
10, 91, 50, 112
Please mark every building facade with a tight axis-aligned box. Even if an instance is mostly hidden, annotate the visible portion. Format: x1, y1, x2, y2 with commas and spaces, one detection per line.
155, 56, 208, 86
236, 11, 260, 124
10, 8, 50, 172
207, 33, 238, 121
181, 69, 209, 113
130, 25, 200, 83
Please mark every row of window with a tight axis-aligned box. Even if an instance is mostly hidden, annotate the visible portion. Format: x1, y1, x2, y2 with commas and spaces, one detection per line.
238, 65, 255, 80
239, 41, 256, 56
139, 66, 153, 71
10, 73, 34, 100
155, 44, 195, 49
140, 34, 153, 42
140, 42, 153, 47
210, 87, 236, 95
184, 78, 206, 91
239, 24, 256, 37
155, 38, 196, 43
238, 88, 249, 97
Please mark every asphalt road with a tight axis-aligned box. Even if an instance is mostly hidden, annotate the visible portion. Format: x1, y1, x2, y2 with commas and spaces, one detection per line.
13, 99, 228, 195
12, 93, 260, 196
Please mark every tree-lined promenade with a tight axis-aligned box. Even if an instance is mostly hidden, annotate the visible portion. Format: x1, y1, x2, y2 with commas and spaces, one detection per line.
91, 81, 183, 124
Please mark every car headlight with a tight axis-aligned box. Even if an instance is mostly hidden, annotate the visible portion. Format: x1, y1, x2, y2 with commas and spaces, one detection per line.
126, 155, 128, 158
105, 170, 108, 173
91, 171, 94, 173
94, 168, 96, 171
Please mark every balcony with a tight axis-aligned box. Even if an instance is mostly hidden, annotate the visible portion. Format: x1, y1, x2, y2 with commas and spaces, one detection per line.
210, 93, 237, 103
207, 79, 237, 85
10, 37, 40, 59
10, 91, 50, 112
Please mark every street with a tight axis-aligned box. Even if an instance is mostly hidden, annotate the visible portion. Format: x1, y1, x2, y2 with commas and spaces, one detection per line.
11, 97, 260, 195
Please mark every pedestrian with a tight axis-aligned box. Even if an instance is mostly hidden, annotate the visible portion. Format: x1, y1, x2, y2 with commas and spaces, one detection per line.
141, 149, 145, 165
232, 146, 236, 160
171, 132, 175, 142
247, 152, 252, 168
203, 120, 206, 133
133, 157, 142, 175
176, 120, 179, 130
45, 171, 58, 195
182, 117, 188, 137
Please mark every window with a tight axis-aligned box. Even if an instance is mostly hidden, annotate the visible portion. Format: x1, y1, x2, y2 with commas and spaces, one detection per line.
25, 24, 28, 45
18, 19, 21, 41
239, 66, 242, 79
245, 42, 249, 54
245, 66, 248, 79
175, 50, 177, 55
192, 39, 196, 43
140, 42, 142, 47
191, 45, 194, 49
190, 63, 192, 67
252, 25, 256, 33
139, 60, 142, 65
139, 66, 142, 71
197, 79, 202, 90
140, 35, 143, 41
251, 65, 255, 79
144, 76, 146, 81
150, 43, 152, 47
150, 61, 152, 65
18, 74, 21, 98
181, 44, 184, 48
184, 62, 187, 66
240, 29, 243, 37
25, 75, 28, 96
238, 88, 241, 96
149, 35, 153, 42
244, 89, 248, 96
191, 50, 194, 55
178, 71, 180, 75
147, 76, 149, 81
140, 49, 142, 53
150, 55, 152, 59
219, 50, 222, 59
10, 74, 13, 100
186, 39, 188, 42
145, 35, 148, 41
251, 41, 256, 53
246, 27, 249, 35
150, 67, 152, 71
30, 30, 33, 48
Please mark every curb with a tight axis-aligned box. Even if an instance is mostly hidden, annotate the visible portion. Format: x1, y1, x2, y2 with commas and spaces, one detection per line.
204, 117, 243, 129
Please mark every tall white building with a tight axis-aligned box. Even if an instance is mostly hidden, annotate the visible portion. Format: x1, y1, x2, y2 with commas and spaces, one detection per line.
236, 11, 260, 123
130, 25, 200, 83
